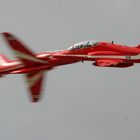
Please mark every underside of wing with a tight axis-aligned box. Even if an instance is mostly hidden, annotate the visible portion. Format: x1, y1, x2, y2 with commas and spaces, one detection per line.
93, 59, 134, 68
94, 59, 121, 67
25, 71, 46, 102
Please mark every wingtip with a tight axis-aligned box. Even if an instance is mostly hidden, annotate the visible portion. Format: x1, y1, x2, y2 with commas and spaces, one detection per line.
1, 32, 16, 41
2, 32, 11, 36
1, 32, 13, 39
31, 95, 41, 103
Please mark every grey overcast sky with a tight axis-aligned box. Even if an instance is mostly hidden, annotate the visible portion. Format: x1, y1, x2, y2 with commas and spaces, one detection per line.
0, 0, 140, 140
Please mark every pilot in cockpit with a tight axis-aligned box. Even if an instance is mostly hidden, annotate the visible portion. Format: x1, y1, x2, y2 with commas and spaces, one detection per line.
68, 40, 98, 50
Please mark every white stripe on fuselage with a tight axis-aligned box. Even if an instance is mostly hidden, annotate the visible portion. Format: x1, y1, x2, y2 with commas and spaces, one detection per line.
55, 54, 140, 60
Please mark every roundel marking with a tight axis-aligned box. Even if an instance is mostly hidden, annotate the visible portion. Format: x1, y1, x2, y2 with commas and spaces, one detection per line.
126, 56, 131, 60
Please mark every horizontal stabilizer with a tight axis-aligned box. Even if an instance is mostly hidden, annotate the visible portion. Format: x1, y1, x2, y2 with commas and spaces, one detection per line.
0, 54, 11, 64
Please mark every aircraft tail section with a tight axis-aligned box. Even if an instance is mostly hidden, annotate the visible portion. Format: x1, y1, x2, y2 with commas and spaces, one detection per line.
2, 32, 47, 66
2, 32, 48, 102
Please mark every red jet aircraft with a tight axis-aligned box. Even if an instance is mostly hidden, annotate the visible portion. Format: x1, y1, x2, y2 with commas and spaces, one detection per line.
1, 32, 140, 102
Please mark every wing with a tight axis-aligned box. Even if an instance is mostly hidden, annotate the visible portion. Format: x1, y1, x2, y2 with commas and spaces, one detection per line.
93, 59, 134, 68
25, 70, 46, 102
94, 59, 121, 67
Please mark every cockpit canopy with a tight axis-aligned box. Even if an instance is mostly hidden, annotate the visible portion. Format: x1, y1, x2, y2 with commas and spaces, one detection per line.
68, 40, 98, 50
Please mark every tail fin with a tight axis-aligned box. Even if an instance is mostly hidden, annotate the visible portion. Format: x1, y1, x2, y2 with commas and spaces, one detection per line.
2, 32, 46, 66
0, 54, 11, 77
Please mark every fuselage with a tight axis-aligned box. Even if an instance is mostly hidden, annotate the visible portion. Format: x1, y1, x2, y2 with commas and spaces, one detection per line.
1, 41, 140, 75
